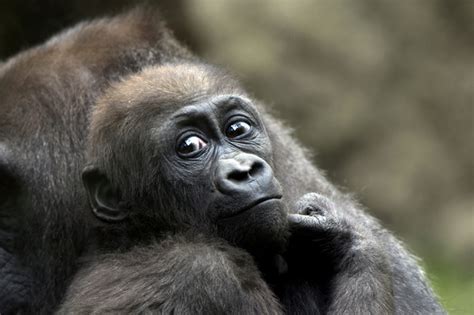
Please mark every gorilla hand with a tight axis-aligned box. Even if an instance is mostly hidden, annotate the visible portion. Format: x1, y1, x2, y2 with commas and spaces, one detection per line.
285, 193, 395, 314
288, 193, 353, 264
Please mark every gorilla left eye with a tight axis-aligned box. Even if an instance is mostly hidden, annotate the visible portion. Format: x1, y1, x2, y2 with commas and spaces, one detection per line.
226, 120, 252, 139
177, 135, 208, 157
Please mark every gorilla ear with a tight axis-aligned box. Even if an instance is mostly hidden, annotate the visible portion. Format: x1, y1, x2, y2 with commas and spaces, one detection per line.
82, 166, 127, 222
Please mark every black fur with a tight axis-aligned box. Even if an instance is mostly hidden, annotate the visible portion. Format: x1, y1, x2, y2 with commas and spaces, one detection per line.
58, 234, 282, 314
0, 7, 444, 314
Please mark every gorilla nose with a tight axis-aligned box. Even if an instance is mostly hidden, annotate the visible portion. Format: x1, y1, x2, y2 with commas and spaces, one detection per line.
215, 153, 274, 195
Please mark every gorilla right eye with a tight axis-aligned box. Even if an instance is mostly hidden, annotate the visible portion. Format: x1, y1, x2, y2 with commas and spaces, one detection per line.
177, 135, 208, 157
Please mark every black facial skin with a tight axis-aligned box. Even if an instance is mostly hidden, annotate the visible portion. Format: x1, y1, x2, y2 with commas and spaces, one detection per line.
162, 95, 288, 252
164, 95, 280, 217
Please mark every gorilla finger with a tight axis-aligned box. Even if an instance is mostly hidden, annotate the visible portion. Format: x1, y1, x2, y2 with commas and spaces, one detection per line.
288, 213, 327, 236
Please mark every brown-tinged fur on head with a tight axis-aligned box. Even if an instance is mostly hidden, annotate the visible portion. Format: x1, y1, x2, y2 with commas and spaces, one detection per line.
93, 62, 244, 118
86, 63, 245, 201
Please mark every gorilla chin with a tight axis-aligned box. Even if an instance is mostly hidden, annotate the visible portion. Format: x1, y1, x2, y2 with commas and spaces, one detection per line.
216, 198, 289, 255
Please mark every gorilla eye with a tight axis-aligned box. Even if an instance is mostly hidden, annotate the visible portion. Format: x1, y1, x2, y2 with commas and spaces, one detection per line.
177, 135, 208, 157
226, 120, 252, 139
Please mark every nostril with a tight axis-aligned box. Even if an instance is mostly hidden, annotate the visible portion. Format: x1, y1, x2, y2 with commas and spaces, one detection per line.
249, 161, 263, 177
215, 154, 273, 194
228, 161, 264, 182
228, 170, 249, 182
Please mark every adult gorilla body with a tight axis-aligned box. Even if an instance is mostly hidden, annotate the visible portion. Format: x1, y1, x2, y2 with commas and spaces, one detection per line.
0, 8, 443, 314
0, 9, 194, 314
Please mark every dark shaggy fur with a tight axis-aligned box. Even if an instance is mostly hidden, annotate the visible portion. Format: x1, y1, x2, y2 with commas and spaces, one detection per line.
58, 234, 282, 314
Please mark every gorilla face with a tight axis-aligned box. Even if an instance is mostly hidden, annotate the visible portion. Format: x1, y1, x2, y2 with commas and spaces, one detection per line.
83, 64, 289, 252
156, 94, 288, 251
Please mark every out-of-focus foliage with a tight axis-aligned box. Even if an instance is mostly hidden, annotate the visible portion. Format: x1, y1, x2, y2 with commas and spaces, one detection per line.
0, 0, 472, 313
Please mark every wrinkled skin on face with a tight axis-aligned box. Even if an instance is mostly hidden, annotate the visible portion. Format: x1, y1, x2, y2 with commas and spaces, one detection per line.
153, 94, 290, 253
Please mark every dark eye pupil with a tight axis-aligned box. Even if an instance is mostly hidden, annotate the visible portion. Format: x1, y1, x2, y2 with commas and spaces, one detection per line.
178, 136, 207, 156
226, 121, 251, 138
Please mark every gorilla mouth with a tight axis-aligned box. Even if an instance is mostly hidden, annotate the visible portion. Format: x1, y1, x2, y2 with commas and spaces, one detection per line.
220, 195, 283, 219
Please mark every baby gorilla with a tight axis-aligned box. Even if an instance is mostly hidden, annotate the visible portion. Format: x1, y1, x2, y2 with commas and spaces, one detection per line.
59, 63, 393, 313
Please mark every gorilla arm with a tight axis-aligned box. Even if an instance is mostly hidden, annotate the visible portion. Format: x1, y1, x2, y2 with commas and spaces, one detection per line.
58, 234, 282, 315
283, 193, 394, 314
281, 191, 445, 314
264, 113, 444, 313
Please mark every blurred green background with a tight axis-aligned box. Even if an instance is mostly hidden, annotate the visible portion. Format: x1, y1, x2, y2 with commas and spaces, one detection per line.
1, 0, 472, 313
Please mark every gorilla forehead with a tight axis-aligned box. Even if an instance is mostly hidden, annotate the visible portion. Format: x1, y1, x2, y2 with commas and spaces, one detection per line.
94, 63, 244, 121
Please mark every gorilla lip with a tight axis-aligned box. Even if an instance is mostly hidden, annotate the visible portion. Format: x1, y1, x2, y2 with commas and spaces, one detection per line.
220, 195, 283, 219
